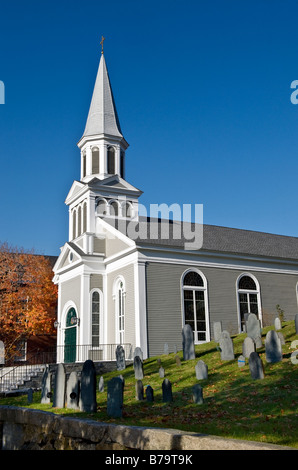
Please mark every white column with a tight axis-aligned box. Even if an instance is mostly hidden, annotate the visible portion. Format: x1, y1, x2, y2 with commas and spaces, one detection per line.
86, 145, 92, 176
79, 273, 90, 360
99, 142, 107, 177
115, 145, 120, 176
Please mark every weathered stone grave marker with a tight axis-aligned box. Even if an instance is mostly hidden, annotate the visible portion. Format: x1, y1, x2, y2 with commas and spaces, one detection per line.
195, 360, 208, 380
98, 376, 104, 392
265, 330, 282, 363
41, 365, 52, 404
249, 352, 264, 380
53, 363, 66, 408
80, 359, 97, 412
133, 347, 143, 362
162, 378, 173, 402
107, 376, 123, 418
175, 355, 181, 367
246, 313, 262, 348
133, 355, 144, 380
238, 354, 246, 367
66, 371, 80, 410
219, 330, 235, 360
192, 384, 204, 404
135, 380, 144, 400
242, 336, 256, 358
146, 385, 154, 402
182, 324, 195, 360
274, 317, 282, 331
27, 388, 33, 404
164, 343, 169, 355
159, 366, 165, 378
116, 345, 126, 371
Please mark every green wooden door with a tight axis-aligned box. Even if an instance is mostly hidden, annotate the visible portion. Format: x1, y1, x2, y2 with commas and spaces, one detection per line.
64, 308, 77, 363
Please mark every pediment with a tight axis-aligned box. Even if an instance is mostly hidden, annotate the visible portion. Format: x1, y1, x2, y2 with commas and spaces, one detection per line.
53, 242, 83, 274
65, 180, 87, 205
88, 175, 142, 195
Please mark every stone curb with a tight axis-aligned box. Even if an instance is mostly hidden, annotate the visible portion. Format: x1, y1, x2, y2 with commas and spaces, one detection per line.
0, 406, 295, 451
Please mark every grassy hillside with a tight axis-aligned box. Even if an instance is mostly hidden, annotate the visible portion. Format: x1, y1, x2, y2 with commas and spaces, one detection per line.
1, 321, 298, 448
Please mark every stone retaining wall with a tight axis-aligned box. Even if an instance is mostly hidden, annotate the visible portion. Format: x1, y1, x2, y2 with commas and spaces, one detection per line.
0, 406, 293, 451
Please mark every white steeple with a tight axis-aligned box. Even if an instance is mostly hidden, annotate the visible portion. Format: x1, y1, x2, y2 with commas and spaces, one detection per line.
77, 48, 128, 182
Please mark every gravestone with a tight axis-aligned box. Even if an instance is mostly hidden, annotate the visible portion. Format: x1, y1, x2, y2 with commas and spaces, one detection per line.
175, 355, 181, 367
246, 314, 262, 344
41, 365, 52, 404
66, 371, 80, 410
164, 343, 169, 355
27, 388, 33, 404
277, 331, 285, 345
162, 378, 173, 402
157, 358, 161, 366
182, 324, 195, 360
295, 313, 298, 334
133, 355, 144, 380
98, 376, 104, 392
254, 336, 263, 349
0, 340, 5, 365
116, 345, 126, 370
219, 331, 235, 360
242, 336, 256, 358
174, 344, 178, 354
195, 360, 208, 380
249, 352, 264, 380
53, 363, 66, 408
159, 366, 165, 378
265, 330, 282, 363
192, 384, 204, 404
213, 321, 222, 342
133, 347, 143, 362
107, 376, 124, 418
135, 380, 144, 400
274, 317, 282, 331
146, 385, 154, 402
238, 355, 246, 367
80, 359, 97, 412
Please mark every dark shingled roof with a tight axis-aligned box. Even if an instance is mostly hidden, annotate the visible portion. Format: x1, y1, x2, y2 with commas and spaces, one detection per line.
110, 217, 298, 261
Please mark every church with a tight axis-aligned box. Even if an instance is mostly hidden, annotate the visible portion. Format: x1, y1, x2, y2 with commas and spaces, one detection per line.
53, 44, 298, 363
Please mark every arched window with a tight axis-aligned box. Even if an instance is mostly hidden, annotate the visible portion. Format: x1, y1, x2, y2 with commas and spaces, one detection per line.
237, 273, 261, 331
77, 206, 82, 237
96, 199, 107, 217
82, 152, 86, 178
120, 151, 125, 178
91, 291, 101, 347
109, 200, 119, 217
114, 278, 125, 344
92, 147, 99, 174
64, 307, 77, 363
182, 270, 209, 343
124, 202, 132, 218
83, 202, 87, 233
107, 147, 115, 174
72, 209, 77, 239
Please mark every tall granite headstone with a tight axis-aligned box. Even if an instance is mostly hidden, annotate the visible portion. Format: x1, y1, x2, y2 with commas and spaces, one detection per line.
53, 363, 66, 408
133, 355, 144, 380
98, 376, 104, 393
249, 352, 264, 380
80, 359, 97, 412
246, 314, 262, 345
219, 331, 235, 360
182, 324, 195, 360
116, 345, 126, 370
242, 336, 256, 358
274, 317, 282, 331
66, 371, 80, 410
265, 330, 282, 363
146, 385, 154, 402
135, 380, 144, 400
133, 347, 143, 362
41, 365, 52, 404
164, 343, 169, 355
162, 378, 173, 402
107, 376, 124, 418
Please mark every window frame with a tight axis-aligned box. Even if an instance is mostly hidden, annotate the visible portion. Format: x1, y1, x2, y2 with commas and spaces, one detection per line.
90, 288, 103, 349
236, 273, 262, 332
181, 269, 210, 344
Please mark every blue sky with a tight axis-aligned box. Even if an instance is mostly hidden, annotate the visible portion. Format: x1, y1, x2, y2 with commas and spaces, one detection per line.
1, 0, 298, 256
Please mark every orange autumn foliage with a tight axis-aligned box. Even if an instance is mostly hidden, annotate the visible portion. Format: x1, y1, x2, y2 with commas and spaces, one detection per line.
0, 242, 57, 354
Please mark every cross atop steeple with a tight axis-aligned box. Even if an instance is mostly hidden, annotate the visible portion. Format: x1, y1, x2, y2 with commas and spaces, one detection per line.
100, 35, 105, 55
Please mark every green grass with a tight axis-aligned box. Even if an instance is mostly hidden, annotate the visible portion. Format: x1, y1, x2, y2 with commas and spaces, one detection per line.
1, 321, 298, 448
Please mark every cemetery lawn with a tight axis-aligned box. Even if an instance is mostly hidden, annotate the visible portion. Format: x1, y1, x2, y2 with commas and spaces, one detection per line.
1, 321, 298, 448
